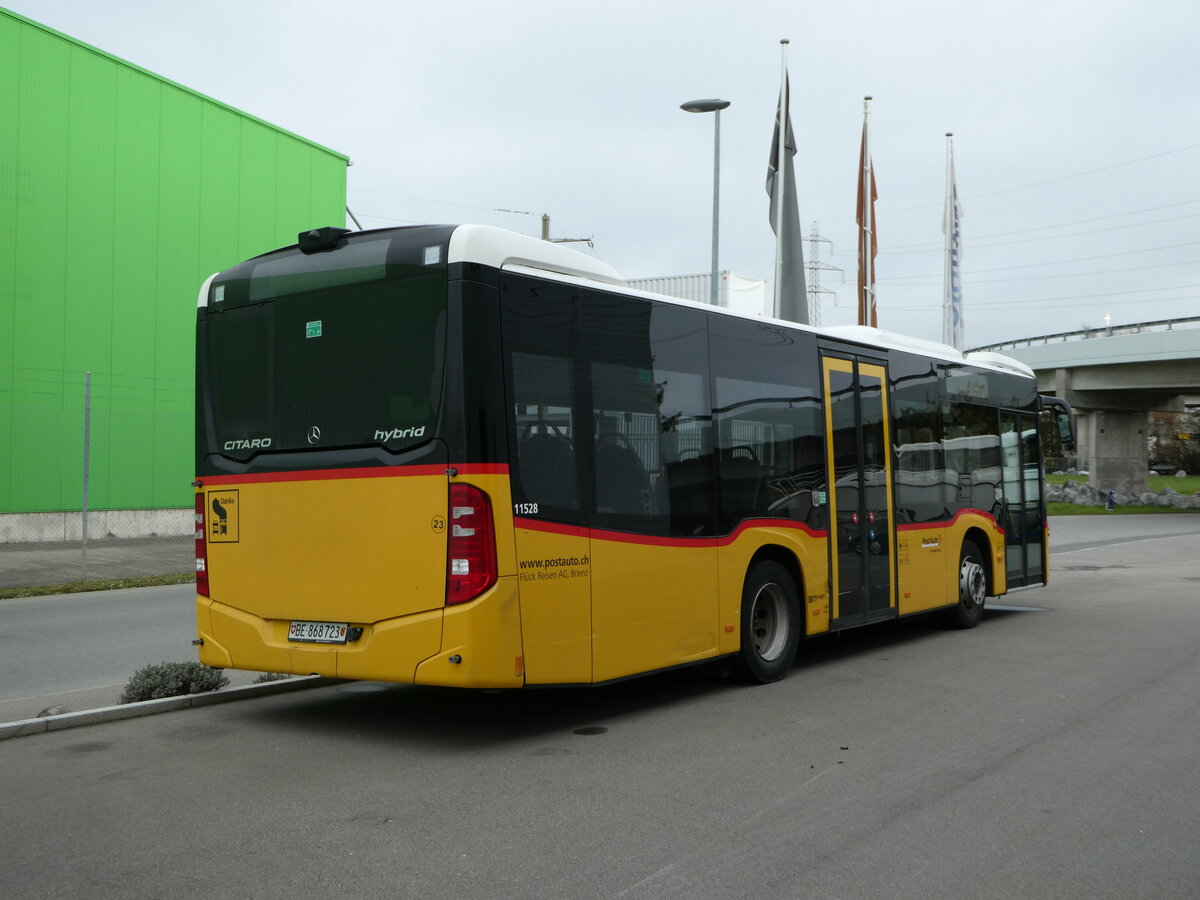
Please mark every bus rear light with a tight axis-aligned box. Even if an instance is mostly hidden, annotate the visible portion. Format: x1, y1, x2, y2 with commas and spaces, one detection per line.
446, 483, 496, 605
195, 494, 210, 597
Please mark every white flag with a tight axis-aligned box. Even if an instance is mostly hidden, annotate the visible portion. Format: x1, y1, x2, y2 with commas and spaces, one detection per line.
942, 136, 964, 349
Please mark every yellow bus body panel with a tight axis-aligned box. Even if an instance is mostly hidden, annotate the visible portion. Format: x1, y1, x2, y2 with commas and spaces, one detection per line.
414, 576, 524, 688
197, 592, 442, 682
198, 578, 523, 687
895, 512, 1007, 615
590, 535, 719, 683
513, 524, 593, 685
895, 526, 950, 615
195, 470, 1008, 686
204, 472, 448, 624
196, 470, 531, 685
716, 523, 831, 645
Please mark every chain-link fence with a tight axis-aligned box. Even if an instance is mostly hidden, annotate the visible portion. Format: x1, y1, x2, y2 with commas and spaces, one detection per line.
0, 367, 193, 558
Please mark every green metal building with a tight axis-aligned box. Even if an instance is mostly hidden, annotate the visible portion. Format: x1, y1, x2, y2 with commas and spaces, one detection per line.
0, 8, 348, 534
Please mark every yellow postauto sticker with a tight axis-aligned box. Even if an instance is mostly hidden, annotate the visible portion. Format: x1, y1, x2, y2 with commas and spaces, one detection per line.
207, 489, 239, 543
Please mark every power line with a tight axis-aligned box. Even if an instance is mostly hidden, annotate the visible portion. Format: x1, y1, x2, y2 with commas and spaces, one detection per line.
873, 210, 1200, 255
886, 282, 1200, 310
830, 213, 1200, 262
968, 143, 1200, 201
883, 257, 1200, 286
350, 186, 537, 217
875, 142, 1200, 218
959, 197, 1200, 241
879, 239, 1200, 278
355, 210, 426, 225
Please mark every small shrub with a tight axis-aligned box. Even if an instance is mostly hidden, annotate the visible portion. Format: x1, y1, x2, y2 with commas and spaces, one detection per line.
253, 672, 291, 684
120, 661, 229, 704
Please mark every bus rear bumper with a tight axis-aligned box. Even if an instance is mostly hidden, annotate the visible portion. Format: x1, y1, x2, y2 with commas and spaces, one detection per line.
413, 576, 524, 689
194, 576, 523, 688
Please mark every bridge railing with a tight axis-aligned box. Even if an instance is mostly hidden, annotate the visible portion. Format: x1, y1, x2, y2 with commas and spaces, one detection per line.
971, 315, 1200, 353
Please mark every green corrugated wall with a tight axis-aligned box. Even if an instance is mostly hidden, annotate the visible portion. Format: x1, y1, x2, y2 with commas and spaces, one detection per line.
0, 8, 348, 513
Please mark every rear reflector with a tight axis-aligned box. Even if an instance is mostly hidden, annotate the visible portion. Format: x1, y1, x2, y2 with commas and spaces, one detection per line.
446, 483, 497, 605
195, 493, 209, 597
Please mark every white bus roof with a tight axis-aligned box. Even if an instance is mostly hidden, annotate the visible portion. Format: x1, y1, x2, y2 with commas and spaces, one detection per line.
201, 222, 1033, 381
447, 224, 623, 285
480, 226, 1033, 381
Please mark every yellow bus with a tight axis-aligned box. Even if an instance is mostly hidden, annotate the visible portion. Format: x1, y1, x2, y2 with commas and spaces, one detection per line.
194, 224, 1070, 688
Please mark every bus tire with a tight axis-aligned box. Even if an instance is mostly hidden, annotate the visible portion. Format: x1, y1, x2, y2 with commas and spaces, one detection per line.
734, 561, 801, 683
947, 540, 987, 629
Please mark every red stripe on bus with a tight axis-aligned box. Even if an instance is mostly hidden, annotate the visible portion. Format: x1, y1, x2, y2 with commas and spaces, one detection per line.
450, 463, 510, 476
199, 462, 509, 486
514, 516, 826, 548
514, 518, 590, 539
895, 508, 999, 531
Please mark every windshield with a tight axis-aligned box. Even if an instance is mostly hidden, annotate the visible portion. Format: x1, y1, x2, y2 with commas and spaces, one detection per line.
200, 229, 451, 461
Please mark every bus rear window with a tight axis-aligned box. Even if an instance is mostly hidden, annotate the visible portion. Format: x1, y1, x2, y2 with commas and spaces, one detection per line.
202, 270, 447, 458
249, 237, 390, 301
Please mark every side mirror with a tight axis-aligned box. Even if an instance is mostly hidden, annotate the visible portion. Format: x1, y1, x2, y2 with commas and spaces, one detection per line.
1040, 396, 1076, 453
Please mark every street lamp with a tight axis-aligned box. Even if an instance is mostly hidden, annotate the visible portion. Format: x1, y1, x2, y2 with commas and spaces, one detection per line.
680, 98, 731, 306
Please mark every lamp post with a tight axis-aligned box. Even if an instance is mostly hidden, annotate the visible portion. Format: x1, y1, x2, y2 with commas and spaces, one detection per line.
681, 98, 730, 306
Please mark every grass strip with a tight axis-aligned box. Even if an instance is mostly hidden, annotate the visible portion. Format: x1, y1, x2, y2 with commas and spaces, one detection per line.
1047, 474, 1200, 493
1046, 503, 1199, 516
0, 572, 194, 601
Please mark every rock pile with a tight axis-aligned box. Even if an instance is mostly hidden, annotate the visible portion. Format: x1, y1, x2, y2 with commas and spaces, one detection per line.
1047, 479, 1200, 509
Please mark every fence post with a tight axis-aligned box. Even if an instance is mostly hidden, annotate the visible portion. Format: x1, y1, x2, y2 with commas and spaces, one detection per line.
82, 371, 91, 578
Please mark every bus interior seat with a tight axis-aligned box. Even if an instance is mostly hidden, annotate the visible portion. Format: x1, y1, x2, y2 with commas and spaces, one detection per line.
517, 431, 577, 510
595, 436, 653, 516
783, 489, 814, 526
719, 452, 764, 518
665, 456, 715, 535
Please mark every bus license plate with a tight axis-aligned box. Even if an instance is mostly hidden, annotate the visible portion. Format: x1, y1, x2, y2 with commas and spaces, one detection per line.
288, 620, 348, 644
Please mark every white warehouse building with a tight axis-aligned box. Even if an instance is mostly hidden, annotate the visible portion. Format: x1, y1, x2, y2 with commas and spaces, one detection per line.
626, 272, 768, 318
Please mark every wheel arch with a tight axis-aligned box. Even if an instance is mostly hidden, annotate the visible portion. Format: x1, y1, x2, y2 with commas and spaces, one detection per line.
961, 526, 994, 595
747, 543, 807, 638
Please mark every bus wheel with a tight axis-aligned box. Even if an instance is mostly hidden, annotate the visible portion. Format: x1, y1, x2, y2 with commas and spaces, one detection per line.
947, 540, 987, 629
734, 561, 801, 683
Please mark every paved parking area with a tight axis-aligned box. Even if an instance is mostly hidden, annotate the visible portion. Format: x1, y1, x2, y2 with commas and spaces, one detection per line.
0, 536, 193, 589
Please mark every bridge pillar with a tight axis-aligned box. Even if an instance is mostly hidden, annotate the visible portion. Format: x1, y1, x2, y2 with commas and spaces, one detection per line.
1082, 410, 1149, 496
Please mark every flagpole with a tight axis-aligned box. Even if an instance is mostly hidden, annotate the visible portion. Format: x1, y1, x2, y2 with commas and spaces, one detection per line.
943, 132, 957, 347
859, 96, 875, 327
772, 39, 789, 318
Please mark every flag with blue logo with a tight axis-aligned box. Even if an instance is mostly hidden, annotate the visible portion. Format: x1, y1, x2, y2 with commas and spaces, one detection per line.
942, 136, 964, 349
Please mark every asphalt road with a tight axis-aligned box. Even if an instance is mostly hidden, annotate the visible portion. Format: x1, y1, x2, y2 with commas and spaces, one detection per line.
0, 584, 257, 721
2, 515, 1200, 898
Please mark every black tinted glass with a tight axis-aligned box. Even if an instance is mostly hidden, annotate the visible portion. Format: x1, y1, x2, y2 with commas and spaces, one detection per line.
584, 295, 715, 537
501, 276, 583, 523
710, 318, 823, 532
202, 231, 450, 459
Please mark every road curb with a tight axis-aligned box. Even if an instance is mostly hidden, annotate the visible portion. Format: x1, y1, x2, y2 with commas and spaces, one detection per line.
0, 675, 342, 741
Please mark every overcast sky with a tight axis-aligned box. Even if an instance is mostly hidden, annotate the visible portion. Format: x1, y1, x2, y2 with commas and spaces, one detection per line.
9, 0, 1200, 346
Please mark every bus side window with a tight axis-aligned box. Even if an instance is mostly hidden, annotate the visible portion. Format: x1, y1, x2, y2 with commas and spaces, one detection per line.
584, 296, 714, 537
709, 317, 823, 534
500, 276, 583, 524
517, 429, 577, 512
507, 352, 581, 519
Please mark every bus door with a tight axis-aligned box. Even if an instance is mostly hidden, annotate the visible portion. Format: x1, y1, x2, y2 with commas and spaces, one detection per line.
1000, 411, 1046, 587
821, 356, 897, 626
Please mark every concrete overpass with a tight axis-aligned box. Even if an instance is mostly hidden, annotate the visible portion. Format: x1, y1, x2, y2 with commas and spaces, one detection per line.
971, 317, 1200, 494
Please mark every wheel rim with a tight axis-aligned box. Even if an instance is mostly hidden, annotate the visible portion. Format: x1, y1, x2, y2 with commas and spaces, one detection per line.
750, 582, 789, 661
960, 555, 986, 609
